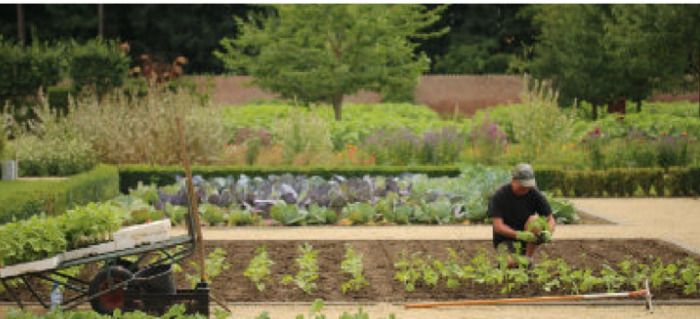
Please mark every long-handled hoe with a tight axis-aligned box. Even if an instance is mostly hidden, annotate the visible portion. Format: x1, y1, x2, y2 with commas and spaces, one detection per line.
405, 279, 654, 313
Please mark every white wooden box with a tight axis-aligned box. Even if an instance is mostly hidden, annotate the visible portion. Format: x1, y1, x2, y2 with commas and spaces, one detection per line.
61, 241, 118, 261
114, 219, 171, 243
0, 255, 62, 278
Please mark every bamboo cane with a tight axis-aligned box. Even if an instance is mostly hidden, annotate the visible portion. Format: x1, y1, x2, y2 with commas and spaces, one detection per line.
406, 280, 653, 311
176, 117, 208, 283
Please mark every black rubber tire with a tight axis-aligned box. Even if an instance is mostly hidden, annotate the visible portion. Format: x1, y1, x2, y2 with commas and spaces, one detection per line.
88, 265, 134, 315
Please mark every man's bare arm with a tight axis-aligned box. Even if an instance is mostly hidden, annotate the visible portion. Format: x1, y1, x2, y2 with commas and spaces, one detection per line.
493, 217, 518, 239
547, 214, 556, 232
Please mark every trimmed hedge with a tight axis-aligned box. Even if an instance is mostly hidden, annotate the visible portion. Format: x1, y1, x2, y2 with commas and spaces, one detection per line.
70, 39, 129, 97
118, 164, 461, 193
0, 165, 120, 223
536, 166, 700, 197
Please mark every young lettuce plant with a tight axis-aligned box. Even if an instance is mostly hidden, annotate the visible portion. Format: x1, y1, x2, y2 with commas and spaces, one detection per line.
184, 248, 231, 288
617, 256, 649, 290
340, 244, 369, 294
244, 245, 275, 292
282, 243, 319, 294
420, 256, 440, 288
600, 265, 625, 293
679, 258, 700, 295
393, 251, 422, 292
433, 248, 468, 289
649, 258, 678, 289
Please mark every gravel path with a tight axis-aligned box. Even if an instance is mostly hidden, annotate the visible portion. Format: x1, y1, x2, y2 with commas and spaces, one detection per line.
4, 303, 700, 319
171, 198, 700, 254
222, 303, 700, 319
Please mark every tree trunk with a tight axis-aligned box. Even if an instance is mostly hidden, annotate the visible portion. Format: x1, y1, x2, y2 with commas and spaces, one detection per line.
592, 104, 598, 120
16, 4, 25, 46
332, 94, 343, 121
98, 4, 104, 38
636, 100, 642, 113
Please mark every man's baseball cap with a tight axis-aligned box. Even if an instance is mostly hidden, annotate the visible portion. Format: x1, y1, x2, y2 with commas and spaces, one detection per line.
512, 163, 536, 188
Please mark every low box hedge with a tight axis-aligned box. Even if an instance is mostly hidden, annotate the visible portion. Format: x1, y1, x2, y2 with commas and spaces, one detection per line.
536, 166, 700, 197
118, 164, 461, 193
0, 164, 119, 223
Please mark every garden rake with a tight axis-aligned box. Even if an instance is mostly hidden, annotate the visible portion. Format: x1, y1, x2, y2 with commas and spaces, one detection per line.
405, 279, 653, 313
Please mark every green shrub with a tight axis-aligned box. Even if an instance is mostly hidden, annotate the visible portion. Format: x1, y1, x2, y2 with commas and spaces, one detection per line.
58, 90, 225, 165
0, 39, 65, 105
0, 165, 119, 223
117, 164, 461, 193
535, 167, 695, 197
14, 134, 97, 177
69, 39, 129, 97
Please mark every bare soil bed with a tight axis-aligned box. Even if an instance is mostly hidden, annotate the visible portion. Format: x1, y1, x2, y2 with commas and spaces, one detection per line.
200, 239, 693, 302
1, 239, 694, 304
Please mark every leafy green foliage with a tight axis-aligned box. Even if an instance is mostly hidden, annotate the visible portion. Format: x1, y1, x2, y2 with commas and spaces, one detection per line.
529, 5, 622, 115
216, 5, 446, 120
69, 39, 130, 97
341, 203, 377, 225
182, 248, 231, 288
393, 251, 424, 292
199, 203, 226, 226
227, 208, 257, 226
0, 202, 127, 266
244, 246, 275, 292
273, 113, 334, 165
282, 243, 320, 294
390, 248, 700, 296
0, 165, 120, 223
340, 244, 369, 294
270, 203, 306, 226
0, 39, 64, 109
0, 215, 67, 266
59, 202, 126, 250
220, 103, 465, 152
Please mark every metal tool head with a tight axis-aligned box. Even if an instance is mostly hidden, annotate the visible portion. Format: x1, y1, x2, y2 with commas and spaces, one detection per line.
644, 279, 654, 313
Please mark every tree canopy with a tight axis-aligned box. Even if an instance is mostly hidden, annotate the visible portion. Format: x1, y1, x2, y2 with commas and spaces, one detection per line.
215, 4, 446, 120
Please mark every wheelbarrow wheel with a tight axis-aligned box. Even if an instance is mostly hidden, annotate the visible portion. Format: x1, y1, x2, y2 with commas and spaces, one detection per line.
89, 265, 134, 314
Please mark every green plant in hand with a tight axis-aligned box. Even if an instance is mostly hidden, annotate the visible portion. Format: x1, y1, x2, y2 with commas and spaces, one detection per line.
526, 216, 552, 244
340, 244, 369, 293
515, 231, 537, 243
244, 245, 275, 292
282, 243, 319, 294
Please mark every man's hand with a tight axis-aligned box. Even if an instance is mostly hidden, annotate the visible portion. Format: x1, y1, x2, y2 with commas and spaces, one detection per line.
515, 231, 537, 243
538, 230, 552, 244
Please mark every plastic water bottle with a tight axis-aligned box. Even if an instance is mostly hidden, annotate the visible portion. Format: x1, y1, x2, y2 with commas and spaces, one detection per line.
50, 282, 63, 311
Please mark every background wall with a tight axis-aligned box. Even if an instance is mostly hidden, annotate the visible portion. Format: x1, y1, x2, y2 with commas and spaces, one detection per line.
193, 75, 698, 116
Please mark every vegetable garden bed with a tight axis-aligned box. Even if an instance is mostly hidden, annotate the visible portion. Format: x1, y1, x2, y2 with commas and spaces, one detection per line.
3, 239, 695, 304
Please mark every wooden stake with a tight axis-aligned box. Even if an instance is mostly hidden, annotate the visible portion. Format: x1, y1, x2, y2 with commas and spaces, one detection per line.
176, 117, 207, 283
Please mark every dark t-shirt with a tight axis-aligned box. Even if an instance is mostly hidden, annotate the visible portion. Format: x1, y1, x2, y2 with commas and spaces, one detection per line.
488, 183, 552, 247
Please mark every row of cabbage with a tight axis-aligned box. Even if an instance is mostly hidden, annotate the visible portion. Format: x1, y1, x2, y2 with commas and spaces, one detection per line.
119, 166, 578, 227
